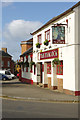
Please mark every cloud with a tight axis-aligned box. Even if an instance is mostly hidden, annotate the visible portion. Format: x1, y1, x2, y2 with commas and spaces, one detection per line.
3, 20, 43, 61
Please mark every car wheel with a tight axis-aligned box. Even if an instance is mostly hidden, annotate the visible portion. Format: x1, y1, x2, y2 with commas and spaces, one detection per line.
2, 78, 6, 81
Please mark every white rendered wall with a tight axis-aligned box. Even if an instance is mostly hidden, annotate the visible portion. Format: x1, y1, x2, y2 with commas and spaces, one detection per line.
33, 10, 77, 91
63, 45, 75, 91
74, 6, 80, 91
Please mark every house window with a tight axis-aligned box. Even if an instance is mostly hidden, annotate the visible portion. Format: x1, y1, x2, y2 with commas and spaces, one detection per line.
57, 61, 63, 75
37, 34, 42, 44
52, 26, 65, 44
23, 57, 24, 72
47, 62, 51, 74
22, 65, 24, 72
8, 61, 10, 67
24, 65, 26, 72
30, 54, 33, 73
1, 61, 4, 67
34, 65, 36, 75
45, 29, 50, 40
26, 55, 28, 72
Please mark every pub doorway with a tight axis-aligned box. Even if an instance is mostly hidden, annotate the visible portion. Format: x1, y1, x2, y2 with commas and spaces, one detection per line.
37, 62, 43, 84
40, 62, 42, 83
47, 62, 51, 89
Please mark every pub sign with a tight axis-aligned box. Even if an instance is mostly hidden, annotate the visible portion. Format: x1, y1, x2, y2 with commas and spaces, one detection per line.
40, 48, 58, 60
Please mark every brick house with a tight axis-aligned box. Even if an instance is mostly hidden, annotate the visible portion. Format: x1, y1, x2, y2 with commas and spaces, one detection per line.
0, 48, 15, 73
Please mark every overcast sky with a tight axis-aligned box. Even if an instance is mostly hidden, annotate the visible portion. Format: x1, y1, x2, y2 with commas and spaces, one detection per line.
2, 1, 77, 61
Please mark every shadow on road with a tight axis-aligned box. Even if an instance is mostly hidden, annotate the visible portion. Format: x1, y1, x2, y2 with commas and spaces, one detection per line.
2, 79, 28, 85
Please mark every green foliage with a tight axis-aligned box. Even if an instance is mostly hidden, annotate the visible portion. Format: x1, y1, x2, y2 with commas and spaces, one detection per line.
44, 39, 49, 45
30, 61, 35, 67
20, 61, 24, 65
36, 43, 40, 48
24, 61, 29, 67
52, 58, 60, 67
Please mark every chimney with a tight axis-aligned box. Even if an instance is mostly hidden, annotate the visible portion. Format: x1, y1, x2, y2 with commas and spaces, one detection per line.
20, 38, 33, 54
2, 48, 7, 53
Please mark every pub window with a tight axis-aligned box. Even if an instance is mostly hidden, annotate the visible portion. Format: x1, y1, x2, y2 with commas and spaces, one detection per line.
52, 26, 65, 44
47, 62, 51, 74
34, 65, 36, 75
45, 29, 50, 40
24, 65, 26, 72
26, 55, 28, 72
30, 54, 33, 73
22, 57, 24, 72
37, 34, 42, 44
57, 61, 63, 75
23, 64, 24, 72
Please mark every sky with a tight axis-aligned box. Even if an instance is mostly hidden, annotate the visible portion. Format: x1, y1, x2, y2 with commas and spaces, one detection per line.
1, 1, 78, 61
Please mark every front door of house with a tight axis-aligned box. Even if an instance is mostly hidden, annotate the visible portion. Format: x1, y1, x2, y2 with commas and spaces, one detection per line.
40, 62, 42, 83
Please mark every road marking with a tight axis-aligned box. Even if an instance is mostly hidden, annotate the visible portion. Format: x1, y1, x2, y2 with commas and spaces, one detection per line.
0, 96, 79, 104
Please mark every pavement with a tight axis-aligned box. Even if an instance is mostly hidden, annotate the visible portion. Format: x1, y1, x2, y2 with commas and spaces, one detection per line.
1, 79, 80, 103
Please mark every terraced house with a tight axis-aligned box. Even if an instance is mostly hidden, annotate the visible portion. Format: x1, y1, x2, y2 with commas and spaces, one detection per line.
0, 48, 15, 73
20, 2, 80, 96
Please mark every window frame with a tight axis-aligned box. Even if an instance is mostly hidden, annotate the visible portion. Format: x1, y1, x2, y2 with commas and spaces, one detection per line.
26, 55, 28, 72
56, 61, 63, 75
37, 34, 42, 44
45, 29, 50, 41
34, 64, 36, 75
47, 62, 51, 74
7, 61, 10, 67
1, 61, 4, 67
30, 54, 33, 73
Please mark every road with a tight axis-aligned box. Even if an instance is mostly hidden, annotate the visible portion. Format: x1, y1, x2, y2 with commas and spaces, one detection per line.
1, 79, 80, 119
2, 99, 79, 118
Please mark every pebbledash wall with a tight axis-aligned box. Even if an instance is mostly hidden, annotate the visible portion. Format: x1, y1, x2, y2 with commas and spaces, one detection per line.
20, 2, 80, 96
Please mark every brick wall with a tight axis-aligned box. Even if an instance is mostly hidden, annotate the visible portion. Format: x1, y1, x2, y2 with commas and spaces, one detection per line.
21, 44, 33, 54
57, 78, 63, 92
48, 77, 51, 89
1, 57, 14, 74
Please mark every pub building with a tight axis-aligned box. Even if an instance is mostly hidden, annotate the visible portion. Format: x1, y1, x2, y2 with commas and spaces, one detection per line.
20, 2, 80, 96
30, 2, 80, 96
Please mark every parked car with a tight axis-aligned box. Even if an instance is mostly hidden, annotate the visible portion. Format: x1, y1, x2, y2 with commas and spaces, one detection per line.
0, 73, 9, 81
0, 70, 16, 80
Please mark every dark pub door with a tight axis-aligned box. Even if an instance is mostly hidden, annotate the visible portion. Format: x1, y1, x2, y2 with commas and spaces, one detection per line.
40, 62, 42, 83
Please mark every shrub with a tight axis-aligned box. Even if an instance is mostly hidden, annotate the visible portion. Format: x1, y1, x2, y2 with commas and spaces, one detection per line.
52, 58, 60, 67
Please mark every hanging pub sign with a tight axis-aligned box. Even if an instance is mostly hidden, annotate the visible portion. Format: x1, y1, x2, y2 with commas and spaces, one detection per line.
40, 48, 58, 60
52, 26, 65, 44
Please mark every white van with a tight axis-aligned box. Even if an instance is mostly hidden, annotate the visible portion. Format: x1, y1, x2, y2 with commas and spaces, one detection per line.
0, 70, 15, 80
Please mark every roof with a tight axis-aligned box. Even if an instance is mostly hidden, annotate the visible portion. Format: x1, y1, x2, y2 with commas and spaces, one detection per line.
20, 47, 33, 57
0, 50, 12, 57
21, 38, 33, 45
31, 1, 80, 35
21, 38, 33, 42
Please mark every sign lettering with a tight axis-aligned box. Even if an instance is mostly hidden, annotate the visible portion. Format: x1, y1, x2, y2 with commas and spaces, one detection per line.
40, 48, 58, 60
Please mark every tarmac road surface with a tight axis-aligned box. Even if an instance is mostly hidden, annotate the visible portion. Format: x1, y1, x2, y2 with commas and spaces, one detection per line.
2, 99, 79, 118
2, 79, 79, 102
